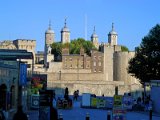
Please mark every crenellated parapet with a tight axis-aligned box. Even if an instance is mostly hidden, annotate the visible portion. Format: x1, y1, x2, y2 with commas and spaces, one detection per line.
13, 39, 36, 52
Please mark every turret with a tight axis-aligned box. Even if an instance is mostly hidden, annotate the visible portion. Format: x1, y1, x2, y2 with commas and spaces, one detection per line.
44, 21, 55, 67
91, 26, 99, 49
61, 19, 70, 43
108, 23, 118, 46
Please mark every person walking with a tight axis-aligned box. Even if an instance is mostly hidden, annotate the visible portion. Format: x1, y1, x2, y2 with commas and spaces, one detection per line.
64, 87, 69, 100
13, 105, 28, 120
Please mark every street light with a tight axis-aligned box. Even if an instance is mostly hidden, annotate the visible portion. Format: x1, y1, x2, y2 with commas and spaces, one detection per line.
59, 70, 62, 95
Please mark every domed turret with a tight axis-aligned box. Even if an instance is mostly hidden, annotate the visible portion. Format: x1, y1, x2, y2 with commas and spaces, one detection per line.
45, 21, 54, 34
45, 21, 55, 45
108, 23, 117, 35
91, 26, 98, 38
91, 26, 99, 49
61, 22, 70, 32
108, 23, 118, 46
45, 29, 54, 34
61, 18, 70, 43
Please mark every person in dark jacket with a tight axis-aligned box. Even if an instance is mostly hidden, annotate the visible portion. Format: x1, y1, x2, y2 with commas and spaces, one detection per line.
13, 105, 28, 120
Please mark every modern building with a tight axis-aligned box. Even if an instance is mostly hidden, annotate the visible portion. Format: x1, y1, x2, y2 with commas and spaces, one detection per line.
0, 50, 33, 118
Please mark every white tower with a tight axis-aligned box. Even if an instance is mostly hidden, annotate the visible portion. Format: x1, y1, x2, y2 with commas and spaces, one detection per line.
61, 19, 70, 43
91, 26, 99, 49
108, 23, 118, 46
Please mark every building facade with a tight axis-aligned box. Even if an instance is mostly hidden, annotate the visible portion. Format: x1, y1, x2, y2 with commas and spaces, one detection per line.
0, 39, 36, 66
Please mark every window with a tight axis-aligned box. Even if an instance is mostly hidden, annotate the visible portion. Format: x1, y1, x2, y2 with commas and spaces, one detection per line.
65, 58, 67, 61
98, 56, 102, 60
93, 62, 96, 66
99, 62, 101, 66
70, 64, 72, 68
94, 69, 96, 72
70, 58, 72, 62
65, 64, 67, 68
98, 69, 102, 72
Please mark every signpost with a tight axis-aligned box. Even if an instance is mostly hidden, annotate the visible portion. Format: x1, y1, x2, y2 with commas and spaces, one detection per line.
39, 90, 53, 120
31, 94, 39, 109
112, 95, 126, 120
19, 63, 27, 86
123, 96, 133, 110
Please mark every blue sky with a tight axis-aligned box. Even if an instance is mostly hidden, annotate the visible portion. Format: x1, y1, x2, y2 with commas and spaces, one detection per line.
0, 0, 160, 51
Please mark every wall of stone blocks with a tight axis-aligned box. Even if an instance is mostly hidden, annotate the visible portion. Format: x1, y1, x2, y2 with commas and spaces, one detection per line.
47, 80, 138, 97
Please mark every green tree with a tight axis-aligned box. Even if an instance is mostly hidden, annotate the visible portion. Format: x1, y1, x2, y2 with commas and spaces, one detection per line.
70, 38, 96, 55
51, 38, 96, 60
121, 45, 129, 52
128, 24, 160, 84
51, 42, 62, 60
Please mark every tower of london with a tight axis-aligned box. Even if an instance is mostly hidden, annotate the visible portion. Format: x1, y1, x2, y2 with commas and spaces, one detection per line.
34, 20, 142, 97
0, 20, 142, 97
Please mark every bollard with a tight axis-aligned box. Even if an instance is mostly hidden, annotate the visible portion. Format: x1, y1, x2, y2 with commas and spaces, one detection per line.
27, 114, 29, 120
107, 111, 111, 120
86, 112, 90, 120
59, 113, 63, 120
149, 109, 152, 120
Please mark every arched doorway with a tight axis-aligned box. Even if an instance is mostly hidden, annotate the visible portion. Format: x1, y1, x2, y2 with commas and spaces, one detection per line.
0, 84, 7, 110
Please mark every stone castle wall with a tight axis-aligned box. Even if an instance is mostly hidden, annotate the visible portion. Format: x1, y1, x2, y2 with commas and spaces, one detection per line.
34, 45, 142, 97
114, 51, 138, 85
103, 45, 114, 81
47, 80, 137, 96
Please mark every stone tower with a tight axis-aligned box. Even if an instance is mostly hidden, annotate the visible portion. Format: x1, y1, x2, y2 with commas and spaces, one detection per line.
44, 21, 54, 67
61, 19, 70, 44
91, 26, 99, 49
45, 21, 55, 45
108, 23, 118, 46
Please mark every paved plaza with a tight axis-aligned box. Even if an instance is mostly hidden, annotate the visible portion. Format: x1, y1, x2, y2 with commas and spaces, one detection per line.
24, 101, 160, 120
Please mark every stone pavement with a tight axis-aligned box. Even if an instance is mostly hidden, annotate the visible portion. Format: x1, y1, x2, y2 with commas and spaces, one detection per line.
7, 101, 160, 120
27, 110, 39, 120
28, 101, 160, 120
25, 108, 160, 120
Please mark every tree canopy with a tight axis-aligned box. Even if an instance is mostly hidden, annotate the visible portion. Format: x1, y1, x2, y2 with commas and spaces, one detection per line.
128, 24, 160, 84
51, 38, 96, 61
121, 45, 129, 52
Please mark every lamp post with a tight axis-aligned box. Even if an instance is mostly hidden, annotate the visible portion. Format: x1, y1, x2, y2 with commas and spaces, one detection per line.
59, 70, 62, 95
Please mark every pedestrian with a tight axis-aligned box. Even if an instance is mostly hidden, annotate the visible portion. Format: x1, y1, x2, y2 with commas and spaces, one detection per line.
50, 106, 58, 120
137, 97, 141, 105
73, 91, 77, 101
76, 90, 79, 100
53, 90, 56, 100
149, 99, 153, 120
0, 108, 5, 120
64, 87, 69, 100
13, 105, 28, 120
